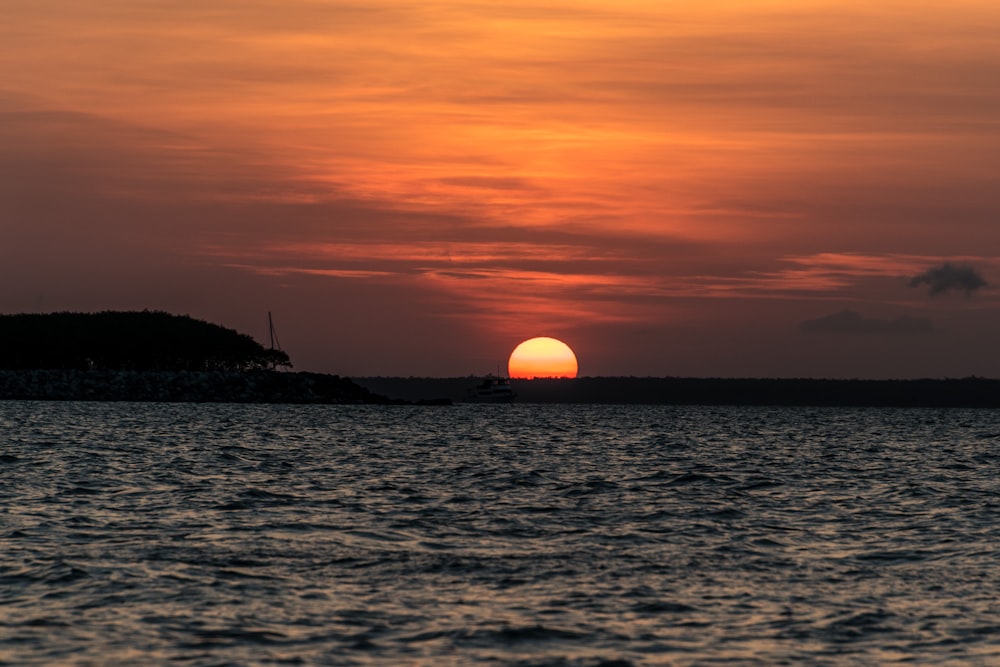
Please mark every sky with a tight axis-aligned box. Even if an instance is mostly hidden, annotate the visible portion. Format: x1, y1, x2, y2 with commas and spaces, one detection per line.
3, 0, 1000, 378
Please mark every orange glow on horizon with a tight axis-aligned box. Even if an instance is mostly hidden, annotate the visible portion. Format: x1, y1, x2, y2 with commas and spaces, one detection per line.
508, 337, 579, 379
6, 1, 1000, 379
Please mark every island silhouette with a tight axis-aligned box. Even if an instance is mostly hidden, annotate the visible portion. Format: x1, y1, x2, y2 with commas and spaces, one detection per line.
0, 311, 398, 404
0, 310, 290, 371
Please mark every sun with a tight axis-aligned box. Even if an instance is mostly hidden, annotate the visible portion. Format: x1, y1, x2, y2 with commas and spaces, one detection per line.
508, 337, 579, 379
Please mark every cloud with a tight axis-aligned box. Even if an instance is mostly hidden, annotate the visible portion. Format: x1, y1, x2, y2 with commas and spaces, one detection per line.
800, 310, 933, 335
909, 263, 988, 296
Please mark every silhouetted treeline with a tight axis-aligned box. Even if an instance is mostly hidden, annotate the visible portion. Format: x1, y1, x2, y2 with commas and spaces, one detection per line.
0, 311, 291, 372
355, 376, 1000, 408
0, 370, 407, 404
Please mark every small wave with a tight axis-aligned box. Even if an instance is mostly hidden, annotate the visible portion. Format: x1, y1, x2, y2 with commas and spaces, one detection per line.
666, 472, 721, 486
853, 549, 934, 564
739, 477, 782, 491
559, 479, 621, 498
64, 485, 103, 496
183, 627, 289, 647
17, 617, 71, 628
631, 470, 681, 482
632, 601, 697, 614
701, 507, 744, 520
213, 500, 253, 511
820, 609, 900, 640
37, 563, 90, 585
502, 471, 558, 487
502, 658, 634, 667
467, 624, 590, 643
215, 488, 301, 509
242, 488, 299, 501
214, 567, 282, 581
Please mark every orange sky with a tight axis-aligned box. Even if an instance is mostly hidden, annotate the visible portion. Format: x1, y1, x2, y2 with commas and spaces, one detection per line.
3, 1, 999, 377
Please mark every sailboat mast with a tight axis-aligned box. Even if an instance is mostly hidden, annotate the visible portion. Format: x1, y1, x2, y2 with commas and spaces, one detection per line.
268, 311, 281, 351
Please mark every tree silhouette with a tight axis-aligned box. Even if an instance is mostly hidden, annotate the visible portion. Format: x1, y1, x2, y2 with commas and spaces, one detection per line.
0, 311, 292, 372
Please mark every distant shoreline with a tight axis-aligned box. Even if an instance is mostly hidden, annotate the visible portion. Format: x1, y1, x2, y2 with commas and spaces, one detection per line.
356, 376, 1000, 408
2, 371, 999, 407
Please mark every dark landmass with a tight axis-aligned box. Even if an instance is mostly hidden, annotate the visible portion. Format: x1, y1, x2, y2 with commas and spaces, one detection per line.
356, 376, 1000, 408
0, 370, 407, 404
0, 311, 291, 371
0, 311, 446, 404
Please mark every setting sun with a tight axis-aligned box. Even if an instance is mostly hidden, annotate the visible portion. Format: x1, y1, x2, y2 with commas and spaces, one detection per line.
508, 337, 579, 379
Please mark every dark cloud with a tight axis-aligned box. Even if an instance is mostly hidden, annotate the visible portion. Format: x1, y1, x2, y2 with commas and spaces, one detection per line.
909, 263, 987, 296
800, 310, 933, 335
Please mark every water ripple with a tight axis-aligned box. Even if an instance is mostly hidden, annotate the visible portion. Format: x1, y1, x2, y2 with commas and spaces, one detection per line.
1, 402, 1000, 665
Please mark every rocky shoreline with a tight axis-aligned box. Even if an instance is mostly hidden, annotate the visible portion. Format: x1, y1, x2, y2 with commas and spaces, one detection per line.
0, 370, 447, 405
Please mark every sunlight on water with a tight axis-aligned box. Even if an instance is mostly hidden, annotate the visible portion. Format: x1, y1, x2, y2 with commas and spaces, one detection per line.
2, 402, 1000, 665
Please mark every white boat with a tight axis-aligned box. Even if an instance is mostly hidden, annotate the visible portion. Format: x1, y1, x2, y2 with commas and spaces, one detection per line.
467, 375, 517, 402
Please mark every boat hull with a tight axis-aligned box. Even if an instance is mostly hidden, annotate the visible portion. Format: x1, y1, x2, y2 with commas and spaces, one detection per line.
466, 376, 517, 403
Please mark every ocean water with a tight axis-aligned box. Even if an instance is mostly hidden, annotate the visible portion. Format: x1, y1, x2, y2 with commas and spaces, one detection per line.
2, 402, 1000, 666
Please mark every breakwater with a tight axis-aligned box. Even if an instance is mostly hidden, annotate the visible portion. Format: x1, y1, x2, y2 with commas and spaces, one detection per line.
0, 370, 391, 404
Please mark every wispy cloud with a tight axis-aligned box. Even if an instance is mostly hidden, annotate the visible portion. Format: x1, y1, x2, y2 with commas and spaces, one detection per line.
223, 265, 396, 280
211, 244, 1000, 311
253, 242, 616, 265
783, 253, 934, 276
6, 1, 1000, 376
665, 254, 1000, 300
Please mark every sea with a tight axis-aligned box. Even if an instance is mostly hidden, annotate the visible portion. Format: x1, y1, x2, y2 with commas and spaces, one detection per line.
2, 401, 1000, 666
